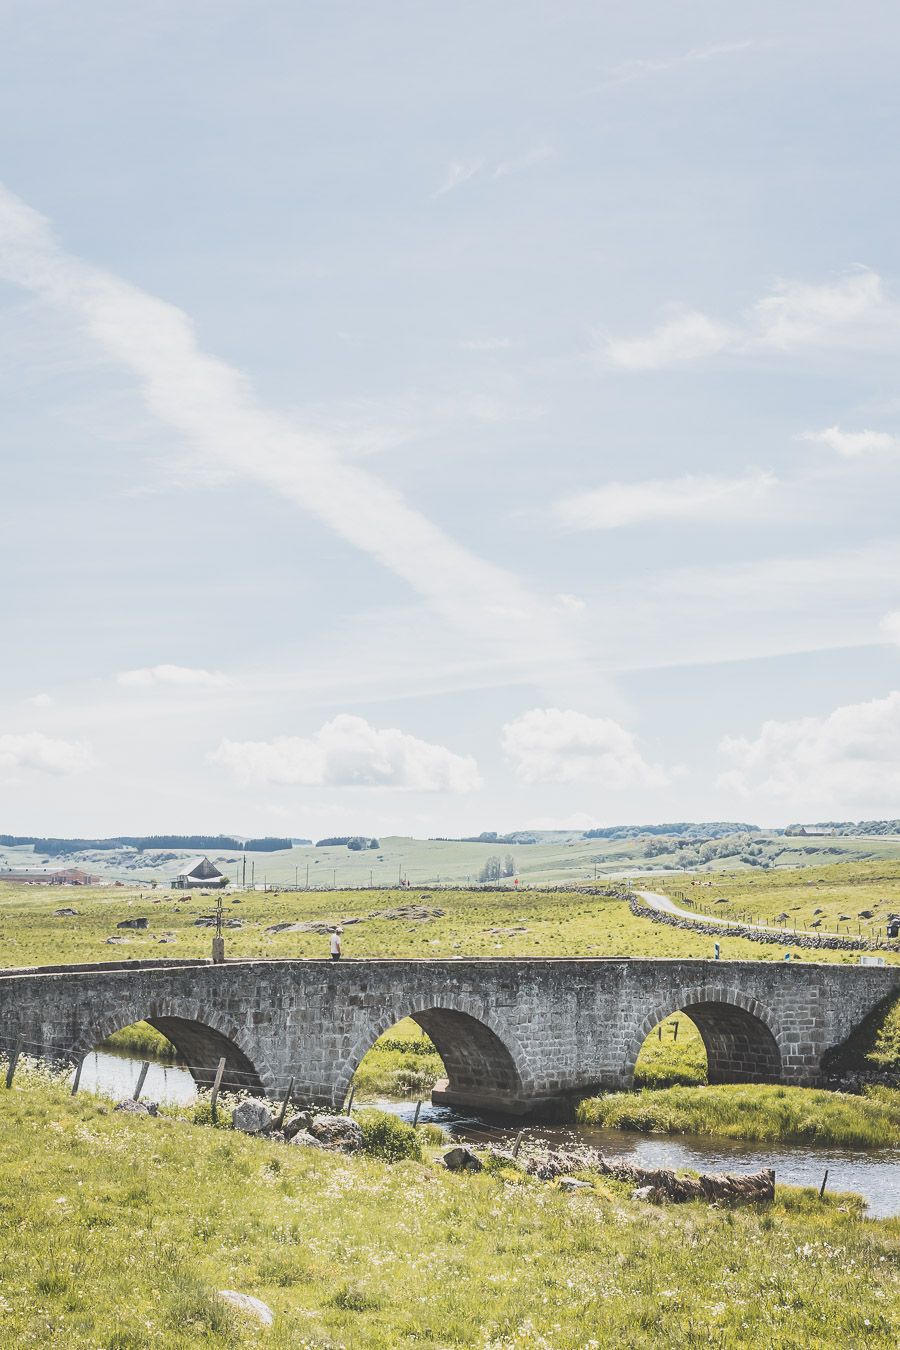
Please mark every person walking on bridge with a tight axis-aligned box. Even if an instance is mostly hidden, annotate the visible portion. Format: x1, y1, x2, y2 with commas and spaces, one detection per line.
330, 926, 343, 961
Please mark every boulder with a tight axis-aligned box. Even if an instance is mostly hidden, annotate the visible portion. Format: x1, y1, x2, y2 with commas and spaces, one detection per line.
282, 1111, 314, 1140
441, 1145, 483, 1173
308, 1114, 364, 1152
117, 917, 148, 930
288, 1129, 324, 1149
114, 1099, 158, 1117
231, 1100, 274, 1135
217, 1291, 274, 1327
53, 908, 78, 917
557, 1176, 592, 1192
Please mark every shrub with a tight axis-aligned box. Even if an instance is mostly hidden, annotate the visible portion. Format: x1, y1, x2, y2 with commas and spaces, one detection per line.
355, 1109, 423, 1162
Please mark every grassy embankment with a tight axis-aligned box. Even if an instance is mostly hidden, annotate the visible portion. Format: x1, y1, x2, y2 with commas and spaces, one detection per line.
577, 1083, 900, 1148
0, 1069, 897, 1349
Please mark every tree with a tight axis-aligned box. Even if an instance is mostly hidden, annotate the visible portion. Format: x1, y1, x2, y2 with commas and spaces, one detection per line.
478, 855, 502, 883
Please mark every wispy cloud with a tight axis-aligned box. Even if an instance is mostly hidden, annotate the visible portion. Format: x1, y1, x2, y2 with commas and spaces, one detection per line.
880, 611, 900, 646
117, 664, 231, 689
601, 270, 900, 370
434, 159, 485, 197
0, 183, 564, 653
605, 40, 755, 86
459, 336, 511, 351
799, 425, 900, 457
434, 143, 553, 196
556, 471, 777, 530
212, 714, 482, 792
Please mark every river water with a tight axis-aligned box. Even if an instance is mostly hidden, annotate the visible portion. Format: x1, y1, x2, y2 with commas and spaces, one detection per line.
76, 1050, 900, 1219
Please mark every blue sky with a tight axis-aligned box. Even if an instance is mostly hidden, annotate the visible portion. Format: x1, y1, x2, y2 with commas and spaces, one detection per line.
3, 1, 900, 838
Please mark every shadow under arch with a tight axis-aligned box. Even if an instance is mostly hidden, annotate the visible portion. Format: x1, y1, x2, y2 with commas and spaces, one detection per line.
626, 987, 783, 1086
343, 1004, 530, 1114
76, 1005, 269, 1096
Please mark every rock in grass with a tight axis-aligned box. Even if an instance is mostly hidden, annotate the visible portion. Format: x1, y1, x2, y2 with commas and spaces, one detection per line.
442, 1145, 483, 1173
288, 1129, 324, 1149
53, 908, 77, 917
308, 1114, 364, 1152
217, 1290, 274, 1326
282, 1111, 314, 1140
231, 1100, 274, 1134
114, 1099, 158, 1117
557, 1176, 592, 1192
117, 917, 148, 930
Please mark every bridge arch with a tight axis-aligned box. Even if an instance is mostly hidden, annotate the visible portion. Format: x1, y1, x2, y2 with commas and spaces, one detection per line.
74, 999, 272, 1096
625, 985, 783, 1086
339, 1001, 531, 1112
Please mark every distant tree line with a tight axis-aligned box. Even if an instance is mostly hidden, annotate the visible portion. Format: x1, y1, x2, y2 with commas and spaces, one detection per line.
0, 834, 294, 855
315, 836, 380, 850
431, 831, 539, 845
582, 822, 761, 842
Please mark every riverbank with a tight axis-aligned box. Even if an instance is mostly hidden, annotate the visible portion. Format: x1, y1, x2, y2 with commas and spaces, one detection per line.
1, 1072, 897, 1347
576, 1082, 900, 1148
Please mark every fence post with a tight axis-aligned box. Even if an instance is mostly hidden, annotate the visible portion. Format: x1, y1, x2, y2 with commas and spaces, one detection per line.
345, 1086, 356, 1116
274, 1076, 294, 1131
209, 1056, 227, 1124
133, 1061, 150, 1101
413, 1100, 422, 1127
512, 1129, 524, 1158
819, 1169, 829, 1198
5, 1038, 22, 1089
71, 1056, 85, 1096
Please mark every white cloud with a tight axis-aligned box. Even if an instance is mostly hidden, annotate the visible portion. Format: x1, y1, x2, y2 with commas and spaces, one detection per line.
501, 707, 669, 786
608, 41, 755, 84
117, 664, 230, 689
459, 336, 511, 351
603, 311, 735, 371
434, 159, 485, 196
24, 693, 54, 708
212, 714, 482, 792
603, 270, 900, 370
0, 183, 563, 656
557, 593, 587, 613
880, 612, 900, 646
719, 691, 900, 805
556, 471, 777, 530
493, 142, 554, 179
799, 425, 900, 457
0, 732, 94, 775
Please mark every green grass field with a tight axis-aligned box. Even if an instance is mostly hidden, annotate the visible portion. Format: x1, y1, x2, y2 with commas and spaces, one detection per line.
3, 868, 898, 971
0, 1070, 897, 1348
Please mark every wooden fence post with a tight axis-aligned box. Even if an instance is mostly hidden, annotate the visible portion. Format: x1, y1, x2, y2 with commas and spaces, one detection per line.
5, 1038, 22, 1089
274, 1077, 294, 1131
819, 1169, 829, 1198
511, 1129, 524, 1158
345, 1086, 356, 1115
133, 1061, 150, 1101
209, 1057, 227, 1124
413, 1100, 422, 1127
71, 1057, 85, 1096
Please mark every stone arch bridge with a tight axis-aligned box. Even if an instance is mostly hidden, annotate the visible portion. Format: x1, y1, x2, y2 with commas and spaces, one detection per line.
1, 957, 896, 1114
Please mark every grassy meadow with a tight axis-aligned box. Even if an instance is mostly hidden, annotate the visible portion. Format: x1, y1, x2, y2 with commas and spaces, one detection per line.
3, 868, 899, 971
0, 1069, 898, 1349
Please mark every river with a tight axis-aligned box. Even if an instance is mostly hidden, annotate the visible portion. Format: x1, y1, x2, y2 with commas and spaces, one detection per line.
76, 1049, 900, 1219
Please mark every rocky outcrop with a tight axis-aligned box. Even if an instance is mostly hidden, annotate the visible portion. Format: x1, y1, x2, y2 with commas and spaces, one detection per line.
510, 1144, 774, 1205
231, 1100, 273, 1134
307, 1114, 364, 1152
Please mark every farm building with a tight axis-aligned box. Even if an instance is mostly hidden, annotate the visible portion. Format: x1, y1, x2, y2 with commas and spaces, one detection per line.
172, 856, 229, 889
0, 867, 101, 885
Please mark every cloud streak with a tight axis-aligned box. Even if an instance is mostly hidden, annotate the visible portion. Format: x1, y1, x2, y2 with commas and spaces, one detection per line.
117, 664, 231, 689
799, 426, 900, 457
0, 183, 562, 653
556, 471, 777, 530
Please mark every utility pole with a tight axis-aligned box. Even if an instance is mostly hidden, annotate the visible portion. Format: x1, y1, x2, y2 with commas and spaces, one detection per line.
242, 853, 246, 888
306, 862, 309, 889
251, 859, 255, 888
212, 893, 225, 963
